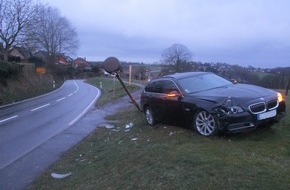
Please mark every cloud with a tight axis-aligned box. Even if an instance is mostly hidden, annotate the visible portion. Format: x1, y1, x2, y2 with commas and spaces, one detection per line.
43, 0, 290, 68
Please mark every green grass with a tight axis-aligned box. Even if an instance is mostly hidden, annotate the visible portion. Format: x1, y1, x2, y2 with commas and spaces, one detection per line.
86, 76, 141, 106
0, 74, 59, 105
256, 71, 275, 79
29, 93, 290, 190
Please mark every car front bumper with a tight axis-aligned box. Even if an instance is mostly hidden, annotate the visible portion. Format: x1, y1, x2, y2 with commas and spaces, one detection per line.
216, 107, 286, 133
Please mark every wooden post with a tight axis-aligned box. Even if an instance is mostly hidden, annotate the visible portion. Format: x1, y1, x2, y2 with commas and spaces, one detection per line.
286, 78, 290, 96
129, 65, 132, 86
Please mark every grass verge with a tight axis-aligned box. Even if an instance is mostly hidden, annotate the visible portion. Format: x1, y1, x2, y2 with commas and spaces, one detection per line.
86, 76, 141, 106
29, 94, 290, 190
0, 74, 60, 106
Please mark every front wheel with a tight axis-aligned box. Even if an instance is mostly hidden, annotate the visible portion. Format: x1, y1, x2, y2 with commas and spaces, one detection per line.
193, 110, 218, 137
144, 107, 156, 126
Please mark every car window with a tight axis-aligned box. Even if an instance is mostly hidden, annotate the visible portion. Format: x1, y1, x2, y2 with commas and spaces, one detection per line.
178, 73, 232, 93
145, 81, 163, 93
145, 80, 179, 94
162, 80, 179, 94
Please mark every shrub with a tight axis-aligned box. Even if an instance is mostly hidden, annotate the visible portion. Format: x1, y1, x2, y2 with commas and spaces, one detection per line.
0, 61, 22, 85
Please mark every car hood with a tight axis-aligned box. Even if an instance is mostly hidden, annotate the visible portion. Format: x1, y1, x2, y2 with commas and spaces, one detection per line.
188, 83, 277, 105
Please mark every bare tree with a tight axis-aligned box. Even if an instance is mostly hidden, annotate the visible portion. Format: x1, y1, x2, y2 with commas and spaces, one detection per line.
161, 43, 193, 73
26, 4, 79, 65
0, 0, 35, 61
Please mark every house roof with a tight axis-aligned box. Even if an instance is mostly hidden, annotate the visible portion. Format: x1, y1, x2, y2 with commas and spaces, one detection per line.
56, 55, 69, 65
73, 58, 91, 67
9, 46, 31, 59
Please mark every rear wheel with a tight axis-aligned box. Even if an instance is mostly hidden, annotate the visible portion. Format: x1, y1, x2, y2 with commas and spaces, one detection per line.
144, 107, 156, 126
193, 110, 218, 137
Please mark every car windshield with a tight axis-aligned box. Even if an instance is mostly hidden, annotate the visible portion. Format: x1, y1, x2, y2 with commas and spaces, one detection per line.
178, 73, 233, 94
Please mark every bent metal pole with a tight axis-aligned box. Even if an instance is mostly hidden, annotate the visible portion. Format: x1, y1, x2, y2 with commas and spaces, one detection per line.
115, 73, 142, 112
103, 56, 142, 112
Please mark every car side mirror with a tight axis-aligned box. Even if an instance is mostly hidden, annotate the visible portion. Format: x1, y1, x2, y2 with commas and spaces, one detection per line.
167, 91, 181, 97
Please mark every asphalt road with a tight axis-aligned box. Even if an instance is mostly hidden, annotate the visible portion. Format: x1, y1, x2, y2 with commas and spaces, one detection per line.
0, 80, 100, 189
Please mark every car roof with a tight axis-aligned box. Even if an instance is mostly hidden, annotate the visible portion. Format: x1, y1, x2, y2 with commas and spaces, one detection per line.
160, 72, 210, 80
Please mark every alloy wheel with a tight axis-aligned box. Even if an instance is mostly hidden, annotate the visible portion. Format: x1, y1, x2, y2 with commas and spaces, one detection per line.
194, 110, 217, 136
145, 107, 155, 126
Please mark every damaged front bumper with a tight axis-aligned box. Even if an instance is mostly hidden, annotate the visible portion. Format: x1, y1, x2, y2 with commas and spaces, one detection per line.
215, 109, 286, 133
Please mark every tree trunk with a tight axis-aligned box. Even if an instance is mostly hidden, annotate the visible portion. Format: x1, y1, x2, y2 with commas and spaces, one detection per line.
3, 48, 9, 62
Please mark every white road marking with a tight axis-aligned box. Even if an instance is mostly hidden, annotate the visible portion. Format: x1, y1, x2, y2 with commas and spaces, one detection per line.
0, 115, 18, 123
67, 81, 79, 97
56, 97, 66, 102
30, 103, 50, 112
68, 89, 100, 126
74, 81, 80, 91
0, 81, 81, 124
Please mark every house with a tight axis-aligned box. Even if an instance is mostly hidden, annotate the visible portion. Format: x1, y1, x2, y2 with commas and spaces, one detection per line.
73, 57, 92, 71
56, 55, 69, 65
9, 46, 31, 62
33, 51, 48, 62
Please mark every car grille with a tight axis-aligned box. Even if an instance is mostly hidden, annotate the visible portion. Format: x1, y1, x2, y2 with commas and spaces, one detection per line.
267, 99, 279, 110
249, 99, 278, 114
249, 102, 266, 114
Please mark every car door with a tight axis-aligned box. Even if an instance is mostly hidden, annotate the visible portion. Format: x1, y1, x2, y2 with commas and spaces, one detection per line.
144, 80, 167, 120
160, 80, 185, 123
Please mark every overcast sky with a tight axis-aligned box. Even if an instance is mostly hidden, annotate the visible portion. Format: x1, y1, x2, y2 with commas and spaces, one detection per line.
42, 0, 290, 68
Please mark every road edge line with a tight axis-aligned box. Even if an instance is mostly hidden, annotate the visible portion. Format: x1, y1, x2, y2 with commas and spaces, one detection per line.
68, 87, 101, 126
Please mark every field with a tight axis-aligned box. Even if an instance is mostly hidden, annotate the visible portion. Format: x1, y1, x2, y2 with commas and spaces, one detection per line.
29, 81, 290, 190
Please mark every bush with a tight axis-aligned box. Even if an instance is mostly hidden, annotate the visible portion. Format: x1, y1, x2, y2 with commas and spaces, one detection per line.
0, 72, 57, 105
0, 61, 22, 85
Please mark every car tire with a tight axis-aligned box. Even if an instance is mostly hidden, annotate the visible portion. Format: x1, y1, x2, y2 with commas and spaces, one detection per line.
144, 107, 156, 126
193, 110, 218, 137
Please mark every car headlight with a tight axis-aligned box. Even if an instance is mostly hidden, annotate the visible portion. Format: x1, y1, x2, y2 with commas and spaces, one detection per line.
214, 106, 244, 115
277, 92, 284, 103
214, 98, 244, 115
229, 106, 244, 114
